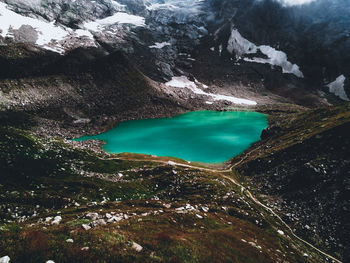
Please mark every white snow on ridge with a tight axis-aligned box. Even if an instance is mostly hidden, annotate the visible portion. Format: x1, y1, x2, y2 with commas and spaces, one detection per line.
74, 29, 94, 39
227, 28, 304, 78
149, 42, 171, 49
244, 45, 304, 78
146, 3, 178, 11
278, 0, 316, 7
327, 75, 349, 101
0, 2, 144, 53
146, 0, 205, 11
0, 2, 70, 52
166, 76, 206, 95
166, 76, 257, 105
0, 2, 98, 53
227, 29, 257, 58
83, 12, 145, 31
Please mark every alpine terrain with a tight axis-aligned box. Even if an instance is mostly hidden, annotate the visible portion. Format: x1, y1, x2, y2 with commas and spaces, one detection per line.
0, 0, 349, 262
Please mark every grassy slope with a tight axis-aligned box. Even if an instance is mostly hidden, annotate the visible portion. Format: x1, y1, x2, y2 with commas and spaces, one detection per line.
0, 110, 327, 263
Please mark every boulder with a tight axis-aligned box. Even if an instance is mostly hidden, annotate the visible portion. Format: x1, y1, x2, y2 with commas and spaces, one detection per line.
82, 224, 91, 230
86, 212, 99, 220
132, 242, 143, 252
51, 216, 62, 225
91, 219, 106, 227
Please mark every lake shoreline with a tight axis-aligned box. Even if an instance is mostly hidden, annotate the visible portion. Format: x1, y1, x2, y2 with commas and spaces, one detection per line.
74, 110, 268, 164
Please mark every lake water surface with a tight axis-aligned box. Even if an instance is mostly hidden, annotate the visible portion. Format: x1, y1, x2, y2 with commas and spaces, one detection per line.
75, 111, 268, 163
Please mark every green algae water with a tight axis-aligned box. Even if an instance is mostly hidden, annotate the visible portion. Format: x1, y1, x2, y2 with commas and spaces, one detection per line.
75, 111, 268, 163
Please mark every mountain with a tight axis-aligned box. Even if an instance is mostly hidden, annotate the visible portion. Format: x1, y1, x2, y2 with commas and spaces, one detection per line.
0, 0, 349, 262
1, 0, 349, 104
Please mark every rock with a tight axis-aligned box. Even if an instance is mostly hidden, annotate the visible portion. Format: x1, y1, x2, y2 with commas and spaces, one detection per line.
0, 256, 10, 263
86, 212, 99, 220
51, 216, 62, 225
91, 219, 106, 227
66, 239, 74, 243
82, 224, 91, 230
163, 203, 171, 209
201, 206, 209, 212
132, 242, 143, 252
73, 118, 91, 124
107, 216, 122, 223
248, 242, 261, 250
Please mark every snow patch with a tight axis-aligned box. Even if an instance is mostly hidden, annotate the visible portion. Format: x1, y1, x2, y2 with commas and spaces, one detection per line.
227, 28, 304, 78
83, 12, 145, 31
327, 75, 349, 101
244, 45, 304, 78
0, 2, 96, 53
149, 42, 171, 49
0, 2, 145, 53
0, 256, 10, 263
227, 29, 257, 57
146, 0, 205, 12
277, 0, 316, 7
0, 2, 69, 52
146, 3, 178, 11
166, 76, 257, 105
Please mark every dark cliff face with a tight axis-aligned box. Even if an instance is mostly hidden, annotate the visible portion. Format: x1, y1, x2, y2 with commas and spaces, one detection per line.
206, 0, 350, 94
236, 104, 350, 261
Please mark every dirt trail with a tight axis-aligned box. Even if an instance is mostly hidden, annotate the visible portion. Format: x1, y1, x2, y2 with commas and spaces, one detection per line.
107, 154, 342, 263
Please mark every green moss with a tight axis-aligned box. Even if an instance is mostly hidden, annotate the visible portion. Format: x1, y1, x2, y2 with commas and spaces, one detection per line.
66, 219, 91, 227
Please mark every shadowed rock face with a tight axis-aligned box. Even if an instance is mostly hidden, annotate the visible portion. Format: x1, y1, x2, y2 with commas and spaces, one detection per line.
0, 44, 187, 137
236, 104, 350, 261
1, 0, 349, 101
207, 0, 350, 95
2, 0, 121, 27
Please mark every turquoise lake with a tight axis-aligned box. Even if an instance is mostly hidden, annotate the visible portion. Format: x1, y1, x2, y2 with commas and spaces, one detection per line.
75, 111, 268, 163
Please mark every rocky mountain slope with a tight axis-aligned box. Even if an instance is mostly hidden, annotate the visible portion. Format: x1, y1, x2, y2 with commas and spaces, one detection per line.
0, 43, 192, 138
234, 103, 350, 261
1, 0, 348, 106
